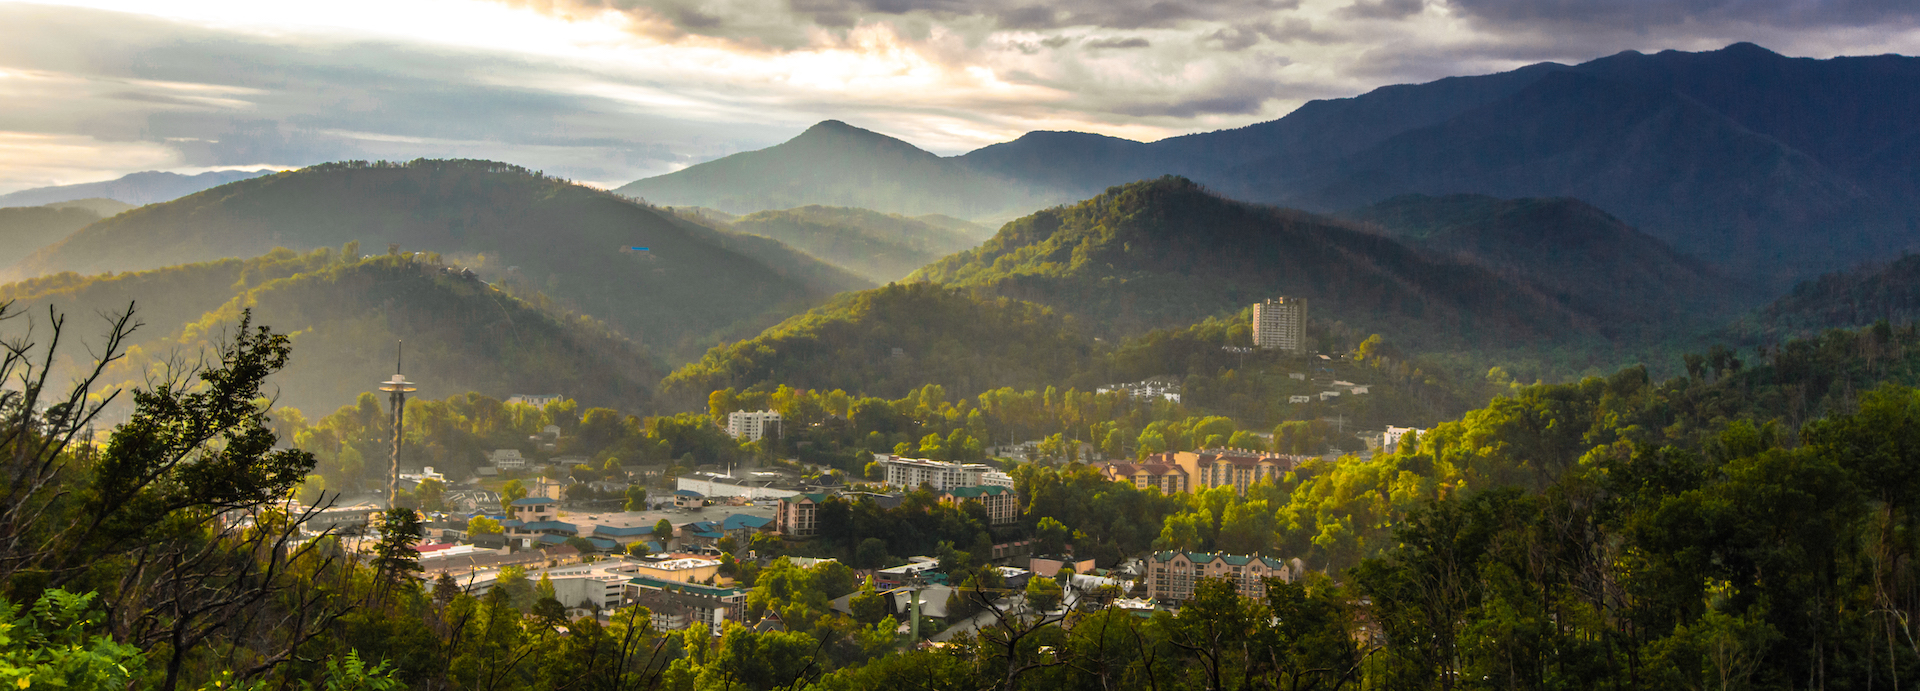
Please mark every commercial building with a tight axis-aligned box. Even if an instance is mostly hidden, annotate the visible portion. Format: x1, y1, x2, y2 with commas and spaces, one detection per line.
626, 576, 747, 632
506, 394, 564, 408
938, 485, 1020, 525
1252, 297, 1308, 354
726, 410, 783, 441
879, 456, 997, 491
1146, 551, 1301, 605
629, 555, 723, 584
1100, 449, 1306, 497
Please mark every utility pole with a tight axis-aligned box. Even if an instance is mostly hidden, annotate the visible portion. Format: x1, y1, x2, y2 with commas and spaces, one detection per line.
379, 341, 416, 510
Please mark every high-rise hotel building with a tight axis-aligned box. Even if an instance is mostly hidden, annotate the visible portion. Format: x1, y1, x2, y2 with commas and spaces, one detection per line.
1252, 297, 1307, 354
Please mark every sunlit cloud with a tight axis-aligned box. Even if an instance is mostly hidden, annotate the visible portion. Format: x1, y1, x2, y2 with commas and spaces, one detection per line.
0, 0, 1916, 195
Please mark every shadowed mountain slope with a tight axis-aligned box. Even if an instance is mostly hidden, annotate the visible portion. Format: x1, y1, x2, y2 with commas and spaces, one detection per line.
8, 159, 871, 360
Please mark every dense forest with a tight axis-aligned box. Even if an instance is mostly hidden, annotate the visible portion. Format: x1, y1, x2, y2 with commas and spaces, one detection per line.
4, 248, 662, 417
717, 205, 986, 283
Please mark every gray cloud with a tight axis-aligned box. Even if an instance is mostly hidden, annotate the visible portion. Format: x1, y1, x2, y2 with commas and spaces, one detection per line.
1085, 37, 1153, 49
0, 4, 787, 188
1338, 0, 1423, 20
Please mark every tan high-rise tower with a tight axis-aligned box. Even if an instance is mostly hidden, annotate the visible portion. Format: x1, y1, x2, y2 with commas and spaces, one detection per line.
1252, 297, 1307, 354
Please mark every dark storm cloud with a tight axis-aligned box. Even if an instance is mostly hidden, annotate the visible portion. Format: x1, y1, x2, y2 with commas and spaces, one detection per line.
1448, 0, 1920, 29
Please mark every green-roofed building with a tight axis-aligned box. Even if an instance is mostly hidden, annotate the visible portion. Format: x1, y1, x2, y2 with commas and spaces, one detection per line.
1146, 550, 1304, 606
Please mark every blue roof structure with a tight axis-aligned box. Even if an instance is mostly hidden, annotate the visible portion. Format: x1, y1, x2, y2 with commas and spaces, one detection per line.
519, 520, 578, 534
594, 524, 655, 537
722, 514, 773, 531
673, 489, 704, 497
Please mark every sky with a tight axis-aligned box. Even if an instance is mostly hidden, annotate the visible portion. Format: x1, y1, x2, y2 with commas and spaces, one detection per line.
0, 0, 1916, 193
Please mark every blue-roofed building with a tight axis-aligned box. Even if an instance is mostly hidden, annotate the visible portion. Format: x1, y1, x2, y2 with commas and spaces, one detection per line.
592, 524, 657, 551
682, 520, 724, 547
509, 496, 557, 521
673, 489, 705, 509
720, 514, 774, 545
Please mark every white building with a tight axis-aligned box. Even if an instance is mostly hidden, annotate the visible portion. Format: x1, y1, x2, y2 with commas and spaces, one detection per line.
981, 471, 1015, 488
507, 394, 564, 408
726, 410, 783, 441
1384, 426, 1423, 452
1252, 297, 1308, 354
880, 456, 995, 491
489, 449, 527, 469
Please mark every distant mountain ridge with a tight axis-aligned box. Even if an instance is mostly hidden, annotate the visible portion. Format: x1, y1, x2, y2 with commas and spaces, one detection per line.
622, 44, 1920, 285
6, 159, 871, 361
717, 205, 986, 283
0, 169, 275, 207
616, 121, 1060, 221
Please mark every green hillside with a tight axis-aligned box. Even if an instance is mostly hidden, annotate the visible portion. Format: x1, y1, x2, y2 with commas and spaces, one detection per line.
724, 205, 984, 283
5, 250, 663, 417
911, 177, 1596, 353
660, 282, 1101, 404
7, 159, 871, 361
0, 204, 115, 267
1736, 254, 1920, 341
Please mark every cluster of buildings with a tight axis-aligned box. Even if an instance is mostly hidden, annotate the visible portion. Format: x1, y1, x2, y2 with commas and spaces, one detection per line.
1096, 378, 1182, 403
1098, 449, 1311, 496
775, 456, 1022, 537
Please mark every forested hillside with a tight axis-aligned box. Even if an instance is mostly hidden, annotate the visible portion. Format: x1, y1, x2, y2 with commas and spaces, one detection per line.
1739, 254, 1920, 340
722, 205, 985, 283
661, 282, 1102, 405
7, 159, 870, 360
4, 249, 662, 416
912, 176, 1596, 351
1348, 193, 1746, 340
0, 201, 130, 266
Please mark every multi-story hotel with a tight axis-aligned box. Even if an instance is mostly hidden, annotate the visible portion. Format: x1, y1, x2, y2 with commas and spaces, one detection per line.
1147, 551, 1302, 605
1101, 449, 1306, 497
938, 485, 1020, 525
725, 410, 782, 441
1252, 297, 1308, 354
880, 456, 1007, 491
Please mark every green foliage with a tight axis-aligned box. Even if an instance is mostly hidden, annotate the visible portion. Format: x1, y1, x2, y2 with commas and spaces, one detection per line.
723, 205, 983, 283
0, 204, 108, 268
0, 590, 144, 689
663, 282, 1101, 404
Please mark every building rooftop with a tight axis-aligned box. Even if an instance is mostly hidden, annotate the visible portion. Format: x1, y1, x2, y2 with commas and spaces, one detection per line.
510, 497, 557, 506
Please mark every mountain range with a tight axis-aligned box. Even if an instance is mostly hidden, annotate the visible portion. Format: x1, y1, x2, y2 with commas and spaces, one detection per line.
693, 205, 989, 283
623, 43, 1920, 286
5, 159, 871, 361
0, 169, 276, 207
1, 250, 662, 416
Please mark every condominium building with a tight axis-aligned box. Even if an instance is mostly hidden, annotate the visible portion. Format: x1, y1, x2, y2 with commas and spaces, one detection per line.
776, 492, 831, 537
726, 410, 783, 441
1100, 449, 1306, 497
938, 485, 1020, 525
1252, 297, 1308, 354
1147, 551, 1301, 605
880, 456, 995, 491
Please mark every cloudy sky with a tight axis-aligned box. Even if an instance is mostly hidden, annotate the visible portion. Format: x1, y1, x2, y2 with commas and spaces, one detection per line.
1, 0, 1916, 193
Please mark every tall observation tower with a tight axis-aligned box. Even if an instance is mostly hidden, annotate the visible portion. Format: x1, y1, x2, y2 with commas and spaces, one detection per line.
378, 342, 416, 510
